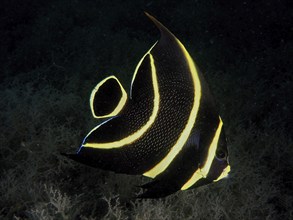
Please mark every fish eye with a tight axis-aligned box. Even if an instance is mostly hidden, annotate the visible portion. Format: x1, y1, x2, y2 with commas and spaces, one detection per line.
215, 149, 227, 160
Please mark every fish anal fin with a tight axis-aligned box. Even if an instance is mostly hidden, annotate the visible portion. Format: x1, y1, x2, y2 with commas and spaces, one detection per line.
137, 179, 179, 198
90, 76, 127, 118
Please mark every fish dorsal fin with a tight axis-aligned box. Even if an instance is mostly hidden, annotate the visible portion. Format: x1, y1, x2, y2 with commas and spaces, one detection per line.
145, 12, 175, 41
90, 75, 127, 118
130, 45, 157, 101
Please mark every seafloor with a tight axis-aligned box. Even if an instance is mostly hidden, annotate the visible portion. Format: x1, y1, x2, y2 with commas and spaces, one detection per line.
0, 0, 292, 219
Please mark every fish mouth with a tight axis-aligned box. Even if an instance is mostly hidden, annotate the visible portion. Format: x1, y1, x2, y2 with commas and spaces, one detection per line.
214, 165, 231, 182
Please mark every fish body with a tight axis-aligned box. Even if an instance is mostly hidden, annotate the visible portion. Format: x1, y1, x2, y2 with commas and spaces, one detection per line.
64, 13, 230, 198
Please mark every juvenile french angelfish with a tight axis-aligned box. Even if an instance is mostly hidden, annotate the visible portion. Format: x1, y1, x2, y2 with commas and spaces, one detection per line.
64, 13, 230, 198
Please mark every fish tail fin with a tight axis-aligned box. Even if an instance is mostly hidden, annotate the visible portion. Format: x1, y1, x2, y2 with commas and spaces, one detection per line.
90, 75, 128, 118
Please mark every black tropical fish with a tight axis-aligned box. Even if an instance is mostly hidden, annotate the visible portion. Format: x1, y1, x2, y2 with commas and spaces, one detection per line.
64, 13, 230, 198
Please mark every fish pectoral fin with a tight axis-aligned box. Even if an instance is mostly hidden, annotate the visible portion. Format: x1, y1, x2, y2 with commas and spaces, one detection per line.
90, 75, 128, 118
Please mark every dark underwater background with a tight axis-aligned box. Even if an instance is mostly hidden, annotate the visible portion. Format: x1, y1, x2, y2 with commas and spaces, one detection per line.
0, 0, 292, 219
